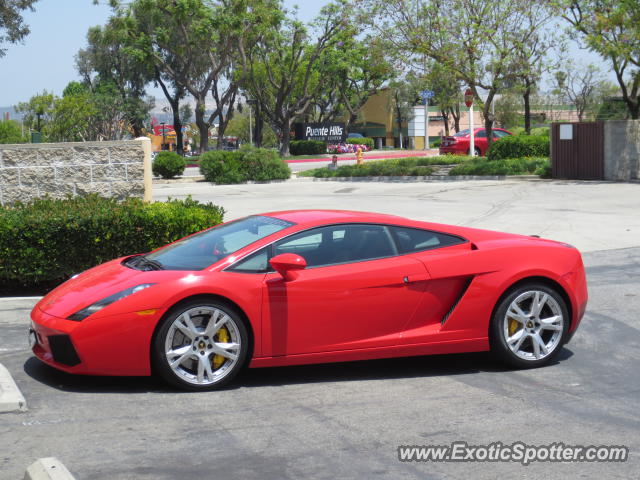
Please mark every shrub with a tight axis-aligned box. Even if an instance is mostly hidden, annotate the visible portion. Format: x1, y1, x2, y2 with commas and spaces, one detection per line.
289, 140, 327, 155
327, 143, 372, 154
199, 150, 246, 184
242, 147, 291, 181
152, 151, 186, 179
298, 158, 435, 178
199, 147, 291, 184
0, 195, 225, 291
448, 157, 550, 176
487, 134, 550, 160
346, 137, 374, 149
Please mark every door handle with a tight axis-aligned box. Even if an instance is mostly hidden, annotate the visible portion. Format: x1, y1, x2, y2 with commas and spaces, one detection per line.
403, 274, 429, 284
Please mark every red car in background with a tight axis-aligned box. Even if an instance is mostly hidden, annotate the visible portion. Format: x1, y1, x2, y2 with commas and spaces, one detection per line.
439, 128, 512, 156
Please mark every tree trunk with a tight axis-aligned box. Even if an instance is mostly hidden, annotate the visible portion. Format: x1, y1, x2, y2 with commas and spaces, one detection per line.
172, 103, 183, 155
254, 107, 264, 147
279, 118, 292, 157
450, 106, 461, 133
441, 109, 450, 136
523, 82, 532, 134
484, 90, 496, 152
195, 97, 209, 152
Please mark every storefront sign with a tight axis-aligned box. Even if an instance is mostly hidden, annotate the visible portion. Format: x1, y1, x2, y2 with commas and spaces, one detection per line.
294, 122, 347, 142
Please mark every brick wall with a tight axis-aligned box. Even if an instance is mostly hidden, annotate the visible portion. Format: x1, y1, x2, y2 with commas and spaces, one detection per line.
0, 139, 151, 206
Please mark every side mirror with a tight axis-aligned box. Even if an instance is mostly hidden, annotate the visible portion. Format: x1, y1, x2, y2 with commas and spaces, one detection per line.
270, 253, 307, 281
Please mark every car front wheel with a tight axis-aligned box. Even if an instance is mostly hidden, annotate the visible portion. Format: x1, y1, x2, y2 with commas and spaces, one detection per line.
152, 300, 249, 391
490, 283, 568, 368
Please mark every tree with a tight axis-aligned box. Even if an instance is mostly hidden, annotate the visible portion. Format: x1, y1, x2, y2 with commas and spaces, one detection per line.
494, 92, 524, 129
114, 0, 279, 152
554, 63, 603, 121
424, 62, 463, 135
359, 0, 559, 148
0, 0, 39, 57
225, 108, 278, 147
562, 0, 640, 119
76, 20, 155, 137
0, 120, 27, 144
244, 2, 351, 155
15, 91, 54, 132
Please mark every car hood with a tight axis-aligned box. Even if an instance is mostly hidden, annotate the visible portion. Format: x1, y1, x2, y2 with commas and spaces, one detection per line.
36, 257, 165, 319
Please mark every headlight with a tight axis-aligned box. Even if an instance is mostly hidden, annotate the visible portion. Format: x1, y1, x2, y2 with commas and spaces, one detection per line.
67, 284, 156, 321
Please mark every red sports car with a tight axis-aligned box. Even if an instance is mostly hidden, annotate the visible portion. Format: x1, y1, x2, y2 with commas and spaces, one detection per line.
439, 128, 512, 156
30, 210, 588, 391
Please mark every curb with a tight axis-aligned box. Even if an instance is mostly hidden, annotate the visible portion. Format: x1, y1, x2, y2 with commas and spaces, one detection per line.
0, 363, 27, 413
24, 458, 76, 480
310, 175, 508, 182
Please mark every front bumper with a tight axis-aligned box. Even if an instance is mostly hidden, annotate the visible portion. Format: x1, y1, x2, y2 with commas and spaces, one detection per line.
30, 306, 162, 376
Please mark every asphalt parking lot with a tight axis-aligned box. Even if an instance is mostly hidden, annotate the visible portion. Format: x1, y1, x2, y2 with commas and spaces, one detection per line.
2, 179, 639, 479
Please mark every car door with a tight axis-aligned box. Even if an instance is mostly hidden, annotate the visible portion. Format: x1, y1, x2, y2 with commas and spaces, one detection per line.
260, 224, 430, 356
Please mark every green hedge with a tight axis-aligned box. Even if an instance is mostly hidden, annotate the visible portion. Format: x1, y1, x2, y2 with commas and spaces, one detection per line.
153, 151, 186, 179
346, 137, 374, 148
299, 157, 435, 178
0, 195, 225, 291
487, 134, 550, 160
199, 147, 290, 184
449, 157, 550, 176
289, 140, 327, 155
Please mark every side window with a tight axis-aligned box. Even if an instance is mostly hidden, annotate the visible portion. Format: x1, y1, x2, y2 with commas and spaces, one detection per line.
228, 247, 270, 273
273, 224, 397, 268
493, 130, 510, 138
476, 129, 487, 138
391, 227, 465, 254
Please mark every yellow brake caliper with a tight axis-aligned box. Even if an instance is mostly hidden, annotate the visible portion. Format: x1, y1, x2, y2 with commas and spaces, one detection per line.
508, 316, 519, 336
212, 327, 229, 369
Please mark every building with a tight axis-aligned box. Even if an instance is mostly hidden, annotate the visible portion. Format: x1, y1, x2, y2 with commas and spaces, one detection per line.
349, 88, 484, 149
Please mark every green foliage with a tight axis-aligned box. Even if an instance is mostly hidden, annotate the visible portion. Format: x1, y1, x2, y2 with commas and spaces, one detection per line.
0, 0, 38, 57
199, 147, 290, 184
448, 157, 549, 176
289, 140, 327, 155
0, 195, 224, 290
486, 135, 549, 160
153, 151, 186, 179
298, 157, 449, 178
0, 120, 27, 144
15, 91, 55, 132
241, 147, 291, 181
346, 137, 374, 148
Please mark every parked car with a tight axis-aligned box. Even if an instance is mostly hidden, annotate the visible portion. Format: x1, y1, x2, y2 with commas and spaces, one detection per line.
439, 128, 512, 156
29, 210, 587, 391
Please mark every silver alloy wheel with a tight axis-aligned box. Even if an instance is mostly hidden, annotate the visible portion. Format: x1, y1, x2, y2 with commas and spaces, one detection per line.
503, 290, 564, 361
164, 306, 241, 386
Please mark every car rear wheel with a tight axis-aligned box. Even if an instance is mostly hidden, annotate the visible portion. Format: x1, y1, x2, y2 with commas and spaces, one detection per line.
490, 283, 568, 368
152, 300, 249, 391
470, 146, 481, 156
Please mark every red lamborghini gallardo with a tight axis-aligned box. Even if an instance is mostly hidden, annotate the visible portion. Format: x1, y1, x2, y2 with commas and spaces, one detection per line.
30, 210, 588, 390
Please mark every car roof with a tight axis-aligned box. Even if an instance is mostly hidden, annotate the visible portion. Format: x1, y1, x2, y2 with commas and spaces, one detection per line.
263, 209, 407, 226
261, 209, 525, 244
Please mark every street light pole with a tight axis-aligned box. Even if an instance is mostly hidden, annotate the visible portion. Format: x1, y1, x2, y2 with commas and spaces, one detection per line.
160, 122, 166, 150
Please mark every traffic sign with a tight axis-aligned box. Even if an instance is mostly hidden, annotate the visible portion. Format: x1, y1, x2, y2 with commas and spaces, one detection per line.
420, 90, 435, 101
464, 88, 474, 108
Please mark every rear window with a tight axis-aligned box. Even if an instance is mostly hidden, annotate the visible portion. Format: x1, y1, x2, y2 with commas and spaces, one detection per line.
453, 129, 470, 137
390, 227, 465, 254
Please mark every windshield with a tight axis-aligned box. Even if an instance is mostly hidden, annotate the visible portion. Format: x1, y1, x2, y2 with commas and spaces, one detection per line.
142, 215, 294, 270
453, 129, 470, 137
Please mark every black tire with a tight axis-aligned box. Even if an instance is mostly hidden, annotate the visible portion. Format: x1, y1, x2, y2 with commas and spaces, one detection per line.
152, 299, 249, 391
489, 282, 569, 369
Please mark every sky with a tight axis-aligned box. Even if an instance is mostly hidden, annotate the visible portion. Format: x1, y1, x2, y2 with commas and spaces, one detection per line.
0, 0, 329, 107
0, 0, 608, 109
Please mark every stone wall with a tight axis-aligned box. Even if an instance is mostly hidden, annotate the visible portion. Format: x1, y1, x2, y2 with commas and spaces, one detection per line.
604, 120, 640, 181
0, 139, 152, 206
